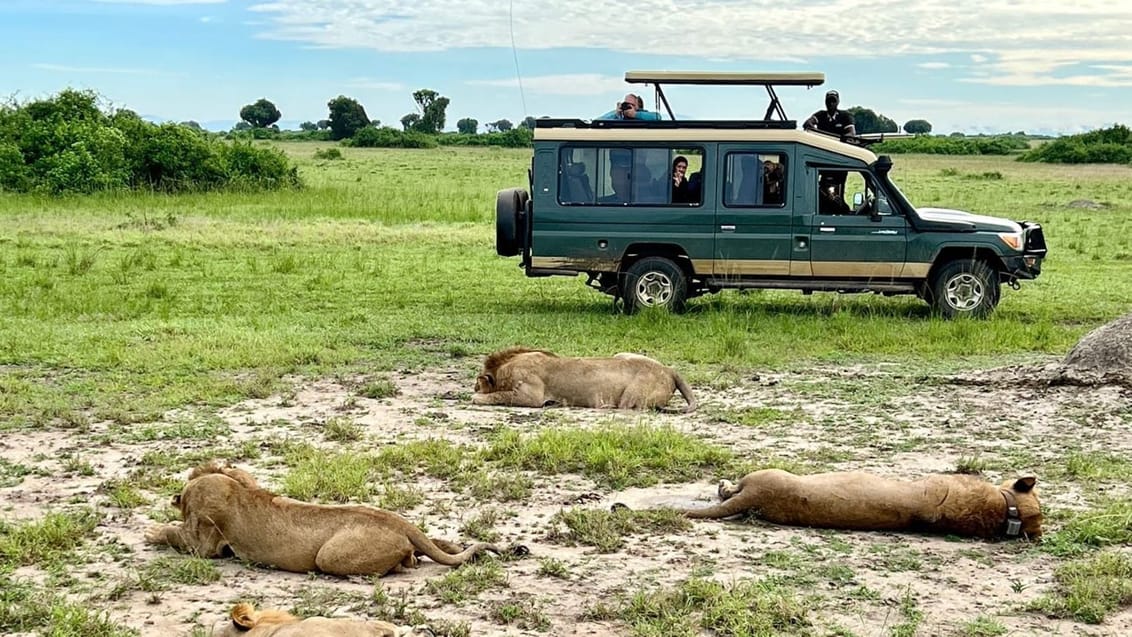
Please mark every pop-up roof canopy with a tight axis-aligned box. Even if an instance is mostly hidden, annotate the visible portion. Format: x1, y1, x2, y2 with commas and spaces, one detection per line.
623, 71, 825, 121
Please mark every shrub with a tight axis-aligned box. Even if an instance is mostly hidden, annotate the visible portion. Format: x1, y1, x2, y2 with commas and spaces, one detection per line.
312, 147, 343, 160
347, 126, 439, 149
0, 88, 301, 194
1018, 126, 1132, 164
873, 134, 1028, 156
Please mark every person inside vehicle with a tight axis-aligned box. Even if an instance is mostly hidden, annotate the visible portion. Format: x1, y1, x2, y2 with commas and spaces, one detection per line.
817, 171, 851, 215
803, 90, 856, 140
597, 93, 662, 121
671, 155, 694, 203
599, 150, 633, 204
763, 159, 783, 204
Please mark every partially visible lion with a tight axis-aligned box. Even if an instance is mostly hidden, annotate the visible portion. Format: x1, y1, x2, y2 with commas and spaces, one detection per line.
146, 462, 510, 576
471, 347, 697, 413
620, 469, 1042, 539
209, 602, 432, 637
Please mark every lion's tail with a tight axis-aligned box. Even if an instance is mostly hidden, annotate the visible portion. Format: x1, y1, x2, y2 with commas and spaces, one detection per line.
673, 371, 697, 413
681, 495, 750, 519
406, 528, 500, 566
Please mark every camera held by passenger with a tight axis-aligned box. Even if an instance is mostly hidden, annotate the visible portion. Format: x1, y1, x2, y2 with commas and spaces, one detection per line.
618, 102, 634, 112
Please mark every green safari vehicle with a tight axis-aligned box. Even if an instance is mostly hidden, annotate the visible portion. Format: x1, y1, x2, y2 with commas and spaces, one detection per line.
493, 71, 1047, 317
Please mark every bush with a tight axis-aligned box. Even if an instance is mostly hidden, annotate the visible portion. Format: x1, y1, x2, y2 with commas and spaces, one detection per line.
873, 134, 1028, 156
1018, 125, 1132, 164
0, 88, 301, 194
347, 126, 439, 149
312, 147, 343, 160
436, 128, 533, 148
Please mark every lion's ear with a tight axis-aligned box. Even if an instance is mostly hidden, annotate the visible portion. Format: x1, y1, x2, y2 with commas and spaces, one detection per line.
1012, 476, 1037, 493
230, 603, 257, 631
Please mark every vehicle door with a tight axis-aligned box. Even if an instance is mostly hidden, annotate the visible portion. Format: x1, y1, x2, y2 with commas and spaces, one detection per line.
804, 165, 908, 279
712, 145, 795, 277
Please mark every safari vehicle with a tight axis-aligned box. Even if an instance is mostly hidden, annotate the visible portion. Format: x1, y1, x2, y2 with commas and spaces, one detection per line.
494, 71, 1047, 317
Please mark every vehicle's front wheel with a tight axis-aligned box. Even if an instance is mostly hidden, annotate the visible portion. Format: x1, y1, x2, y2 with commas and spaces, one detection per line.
620, 257, 688, 314
926, 259, 1000, 318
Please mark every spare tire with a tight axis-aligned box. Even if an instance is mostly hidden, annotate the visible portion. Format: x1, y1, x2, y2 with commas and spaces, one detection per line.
495, 188, 528, 257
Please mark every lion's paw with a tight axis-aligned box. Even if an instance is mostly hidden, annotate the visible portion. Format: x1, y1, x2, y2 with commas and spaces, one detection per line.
143, 525, 168, 545
717, 480, 737, 499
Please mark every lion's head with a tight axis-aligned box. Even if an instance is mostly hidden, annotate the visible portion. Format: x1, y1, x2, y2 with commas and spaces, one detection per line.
210, 603, 433, 637
999, 476, 1043, 539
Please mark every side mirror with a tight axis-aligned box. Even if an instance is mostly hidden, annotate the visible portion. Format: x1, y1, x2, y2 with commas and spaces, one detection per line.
852, 192, 864, 207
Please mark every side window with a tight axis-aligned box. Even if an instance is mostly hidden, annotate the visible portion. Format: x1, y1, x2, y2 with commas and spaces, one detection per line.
558, 147, 597, 205
817, 169, 877, 216
559, 146, 704, 206
724, 152, 787, 207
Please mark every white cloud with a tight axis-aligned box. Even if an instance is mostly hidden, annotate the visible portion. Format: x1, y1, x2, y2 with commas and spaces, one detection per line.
917, 62, 951, 70
467, 74, 626, 96
345, 78, 405, 91
200, 16, 214, 22
32, 63, 164, 75
245, 1, 1132, 87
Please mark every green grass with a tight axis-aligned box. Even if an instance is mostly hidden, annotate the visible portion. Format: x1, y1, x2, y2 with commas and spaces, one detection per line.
1029, 551, 1132, 623
0, 577, 139, 636
0, 510, 100, 569
484, 424, 734, 489
2, 149, 1131, 429
425, 561, 508, 604
1042, 499, 1132, 557
548, 506, 692, 553
597, 576, 811, 637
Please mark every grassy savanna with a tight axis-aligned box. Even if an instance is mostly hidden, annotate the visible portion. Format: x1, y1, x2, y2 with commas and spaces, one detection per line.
2, 145, 1132, 429
2, 143, 1132, 636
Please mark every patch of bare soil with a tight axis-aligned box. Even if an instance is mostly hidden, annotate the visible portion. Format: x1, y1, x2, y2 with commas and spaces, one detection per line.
2, 362, 1131, 636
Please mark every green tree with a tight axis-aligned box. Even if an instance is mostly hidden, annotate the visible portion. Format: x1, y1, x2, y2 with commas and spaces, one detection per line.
456, 117, 478, 134
180, 120, 203, 132
326, 95, 370, 141
299, 121, 318, 132
316, 119, 331, 130
847, 107, 898, 134
239, 98, 281, 128
410, 89, 450, 134
400, 113, 421, 131
903, 119, 932, 134
519, 116, 537, 130
488, 119, 513, 132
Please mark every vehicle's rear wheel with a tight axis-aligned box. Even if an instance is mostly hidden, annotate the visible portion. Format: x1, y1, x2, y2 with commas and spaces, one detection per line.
620, 257, 688, 314
926, 259, 1000, 318
495, 188, 528, 257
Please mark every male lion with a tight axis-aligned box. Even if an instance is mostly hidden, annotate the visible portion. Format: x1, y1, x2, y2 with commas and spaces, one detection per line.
146, 462, 508, 576
471, 347, 697, 412
623, 469, 1042, 539
210, 602, 431, 637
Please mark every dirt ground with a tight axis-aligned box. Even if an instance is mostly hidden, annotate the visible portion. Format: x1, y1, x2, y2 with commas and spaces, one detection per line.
2, 359, 1131, 637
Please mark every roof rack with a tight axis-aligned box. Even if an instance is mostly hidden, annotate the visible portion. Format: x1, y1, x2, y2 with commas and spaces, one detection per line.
623, 70, 825, 121
533, 118, 797, 130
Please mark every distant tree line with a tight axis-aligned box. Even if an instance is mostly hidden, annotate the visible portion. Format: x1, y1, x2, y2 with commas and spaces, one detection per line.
0, 89, 298, 194
231, 92, 537, 149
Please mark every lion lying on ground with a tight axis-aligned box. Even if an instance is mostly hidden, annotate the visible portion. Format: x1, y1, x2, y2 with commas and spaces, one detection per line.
146, 462, 512, 576
618, 469, 1042, 539
471, 347, 697, 412
209, 603, 431, 637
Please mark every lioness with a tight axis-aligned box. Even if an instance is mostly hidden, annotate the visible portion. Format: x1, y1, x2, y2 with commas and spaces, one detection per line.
627, 469, 1043, 539
472, 347, 697, 412
146, 462, 507, 576
210, 603, 431, 637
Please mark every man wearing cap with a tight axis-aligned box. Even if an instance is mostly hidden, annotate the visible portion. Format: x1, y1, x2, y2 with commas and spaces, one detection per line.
803, 90, 856, 139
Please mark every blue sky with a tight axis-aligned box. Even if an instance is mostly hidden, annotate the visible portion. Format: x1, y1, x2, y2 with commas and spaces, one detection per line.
2, 0, 1130, 135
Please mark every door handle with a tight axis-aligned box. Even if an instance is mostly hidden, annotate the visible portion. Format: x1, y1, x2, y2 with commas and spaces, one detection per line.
871, 230, 898, 235
819, 227, 835, 233
720, 225, 736, 232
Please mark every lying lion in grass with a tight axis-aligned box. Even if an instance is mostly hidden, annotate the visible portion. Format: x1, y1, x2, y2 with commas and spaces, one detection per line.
471, 347, 697, 412
210, 603, 431, 636
619, 469, 1043, 539
146, 462, 513, 576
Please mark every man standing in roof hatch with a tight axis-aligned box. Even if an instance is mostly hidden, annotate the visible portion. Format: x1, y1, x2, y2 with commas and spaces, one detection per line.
803, 90, 856, 140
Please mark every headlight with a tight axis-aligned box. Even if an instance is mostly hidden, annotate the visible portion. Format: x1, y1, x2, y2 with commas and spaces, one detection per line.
997, 232, 1023, 251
